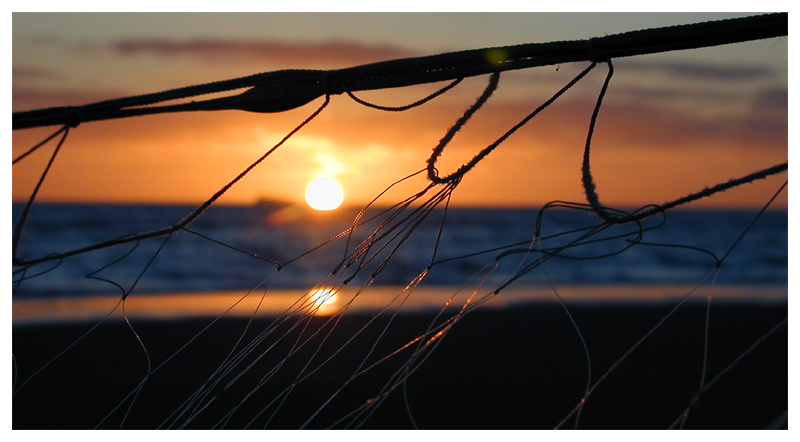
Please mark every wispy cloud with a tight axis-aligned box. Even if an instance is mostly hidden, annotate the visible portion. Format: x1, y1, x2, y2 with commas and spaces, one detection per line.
589, 98, 786, 150
12, 88, 127, 111
750, 86, 787, 116
621, 59, 776, 82
13, 34, 786, 154
112, 38, 419, 67
12, 67, 62, 81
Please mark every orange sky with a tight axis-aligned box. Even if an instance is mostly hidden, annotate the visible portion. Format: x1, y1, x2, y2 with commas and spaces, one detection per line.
11, 12, 788, 209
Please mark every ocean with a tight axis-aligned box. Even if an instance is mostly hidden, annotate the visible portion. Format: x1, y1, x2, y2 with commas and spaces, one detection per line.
11, 202, 788, 323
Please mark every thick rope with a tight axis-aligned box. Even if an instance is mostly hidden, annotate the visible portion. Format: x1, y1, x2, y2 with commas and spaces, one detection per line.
580, 59, 788, 223
582, 60, 617, 221
426, 73, 501, 184
12, 13, 787, 130
345, 78, 463, 111
427, 62, 598, 184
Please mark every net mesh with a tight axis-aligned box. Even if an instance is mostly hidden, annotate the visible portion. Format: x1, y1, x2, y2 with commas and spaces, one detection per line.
12, 14, 788, 430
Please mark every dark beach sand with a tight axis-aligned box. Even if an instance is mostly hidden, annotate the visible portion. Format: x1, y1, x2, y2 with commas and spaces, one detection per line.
13, 301, 787, 430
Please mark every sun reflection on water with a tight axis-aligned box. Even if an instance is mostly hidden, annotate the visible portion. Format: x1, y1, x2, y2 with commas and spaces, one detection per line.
306, 287, 339, 316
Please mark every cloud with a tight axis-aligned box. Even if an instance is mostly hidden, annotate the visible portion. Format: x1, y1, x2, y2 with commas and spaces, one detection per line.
561, 96, 787, 152
12, 67, 62, 81
12, 88, 131, 112
13, 55, 786, 159
112, 38, 419, 68
750, 86, 788, 116
620, 59, 775, 82
13, 89, 103, 112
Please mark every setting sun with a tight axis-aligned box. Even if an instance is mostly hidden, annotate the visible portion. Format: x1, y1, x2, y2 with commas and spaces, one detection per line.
305, 177, 344, 210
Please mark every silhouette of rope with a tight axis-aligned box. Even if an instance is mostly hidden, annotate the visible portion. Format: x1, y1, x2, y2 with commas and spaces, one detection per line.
581, 60, 616, 221
12, 13, 786, 130
426, 72, 500, 183
12, 125, 70, 263
345, 78, 463, 111
581, 59, 788, 224
12, 97, 330, 267
427, 61, 597, 184
12, 125, 68, 164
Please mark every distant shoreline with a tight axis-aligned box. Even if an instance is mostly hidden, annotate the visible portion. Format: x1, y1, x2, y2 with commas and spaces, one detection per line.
12, 200, 789, 212
13, 283, 788, 327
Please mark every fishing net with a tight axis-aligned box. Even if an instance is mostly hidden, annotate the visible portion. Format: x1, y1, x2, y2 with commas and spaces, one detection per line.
12, 14, 788, 429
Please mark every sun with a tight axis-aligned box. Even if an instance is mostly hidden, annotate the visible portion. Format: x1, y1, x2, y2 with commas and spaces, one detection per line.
305, 177, 344, 210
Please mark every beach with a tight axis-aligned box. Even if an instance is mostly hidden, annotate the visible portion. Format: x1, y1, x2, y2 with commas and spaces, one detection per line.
12, 299, 787, 430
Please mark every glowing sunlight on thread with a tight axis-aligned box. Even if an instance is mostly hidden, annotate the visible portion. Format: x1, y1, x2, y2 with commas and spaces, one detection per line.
307, 288, 339, 316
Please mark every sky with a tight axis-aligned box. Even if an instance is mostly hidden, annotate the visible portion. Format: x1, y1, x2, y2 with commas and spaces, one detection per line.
11, 10, 789, 209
